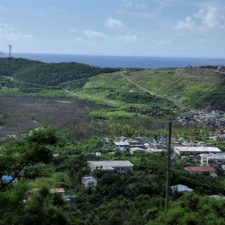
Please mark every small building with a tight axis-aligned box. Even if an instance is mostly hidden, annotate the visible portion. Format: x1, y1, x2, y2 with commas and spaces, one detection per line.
171, 184, 193, 193
200, 153, 225, 168
114, 137, 146, 150
87, 160, 134, 173
148, 148, 165, 154
186, 166, 215, 174
174, 146, 221, 156
49, 188, 65, 199
130, 147, 148, 155
128, 139, 145, 148
82, 176, 97, 188
114, 139, 130, 151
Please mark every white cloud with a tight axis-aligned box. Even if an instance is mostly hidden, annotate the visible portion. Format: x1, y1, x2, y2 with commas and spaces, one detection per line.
82, 30, 106, 39
122, 0, 148, 10
175, 6, 225, 31
116, 33, 140, 43
105, 17, 124, 29
0, 23, 35, 42
175, 16, 198, 31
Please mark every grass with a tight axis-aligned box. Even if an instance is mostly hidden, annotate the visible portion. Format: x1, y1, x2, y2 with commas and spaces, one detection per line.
128, 68, 225, 110
71, 72, 178, 120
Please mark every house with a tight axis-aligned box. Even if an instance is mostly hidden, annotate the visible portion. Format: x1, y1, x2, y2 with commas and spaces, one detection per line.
170, 184, 193, 193
174, 146, 221, 156
130, 147, 148, 155
200, 153, 225, 168
114, 137, 147, 151
186, 166, 215, 174
148, 148, 165, 154
114, 138, 130, 151
87, 160, 134, 173
82, 176, 97, 188
128, 139, 146, 148
49, 188, 65, 199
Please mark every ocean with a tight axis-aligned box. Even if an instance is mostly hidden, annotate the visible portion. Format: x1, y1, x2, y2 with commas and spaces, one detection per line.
10, 53, 225, 69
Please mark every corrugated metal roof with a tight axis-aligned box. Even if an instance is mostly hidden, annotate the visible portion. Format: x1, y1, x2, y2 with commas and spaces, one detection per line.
174, 146, 221, 153
87, 160, 133, 167
187, 166, 215, 173
171, 184, 193, 193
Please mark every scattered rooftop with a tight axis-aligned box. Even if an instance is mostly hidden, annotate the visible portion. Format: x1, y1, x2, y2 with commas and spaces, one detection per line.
186, 166, 215, 173
171, 184, 193, 193
87, 160, 133, 167
49, 188, 65, 194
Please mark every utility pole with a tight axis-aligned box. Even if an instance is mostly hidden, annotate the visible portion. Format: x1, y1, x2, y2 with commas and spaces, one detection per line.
165, 121, 172, 210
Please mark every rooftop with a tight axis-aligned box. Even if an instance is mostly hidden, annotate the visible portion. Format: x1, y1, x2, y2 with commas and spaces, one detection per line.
87, 160, 133, 167
171, 184, 193, 193
49, 188, 65, 194
174, 146, 221, 153
201, 153, 225, 159
186, 166, 215, 173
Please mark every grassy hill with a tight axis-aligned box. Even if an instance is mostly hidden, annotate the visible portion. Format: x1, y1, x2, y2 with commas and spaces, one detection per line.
127, 67, 225, 111
71, 72, 177, 120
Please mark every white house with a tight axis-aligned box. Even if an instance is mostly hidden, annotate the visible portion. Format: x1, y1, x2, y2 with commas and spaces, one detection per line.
174, 146, 221, 156
200, 153, 225, 168
82, 176, 97, 188
171, 184, 193, 193
87, 160, 134, 173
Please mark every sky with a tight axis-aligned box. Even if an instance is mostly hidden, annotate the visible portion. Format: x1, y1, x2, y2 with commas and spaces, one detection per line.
0, 0, 225, 57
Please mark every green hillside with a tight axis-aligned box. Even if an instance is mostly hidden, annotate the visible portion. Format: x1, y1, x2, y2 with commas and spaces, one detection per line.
127, 67, 225, 111
72, 72, 177, 120
0, 58, 117, 87
1, 58, 225, 121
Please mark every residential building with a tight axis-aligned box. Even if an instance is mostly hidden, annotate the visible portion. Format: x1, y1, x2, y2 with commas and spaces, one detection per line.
114, 137, 146, 151
200, 153, 225, 168
87, 160, 134, 173
174, 146, 221, 156
186, 166, 215, 174
170, 184, 193, 193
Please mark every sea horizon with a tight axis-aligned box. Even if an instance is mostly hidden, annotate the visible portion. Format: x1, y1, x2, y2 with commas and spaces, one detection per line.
1, 52, 225, 69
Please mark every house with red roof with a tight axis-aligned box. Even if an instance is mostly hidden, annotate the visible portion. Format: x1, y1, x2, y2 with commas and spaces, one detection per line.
186, 166, 215, 174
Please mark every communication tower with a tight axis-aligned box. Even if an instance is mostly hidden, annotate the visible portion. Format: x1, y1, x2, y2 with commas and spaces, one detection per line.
9, 44, 12, 58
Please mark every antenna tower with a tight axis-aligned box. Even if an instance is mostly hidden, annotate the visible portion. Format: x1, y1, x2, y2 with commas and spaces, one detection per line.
9, 44, 12, 59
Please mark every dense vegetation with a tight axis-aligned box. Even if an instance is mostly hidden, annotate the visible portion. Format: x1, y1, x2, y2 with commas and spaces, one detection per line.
1, 129, 225, 225
0, 58, 117, 87
0, 58, 225, 224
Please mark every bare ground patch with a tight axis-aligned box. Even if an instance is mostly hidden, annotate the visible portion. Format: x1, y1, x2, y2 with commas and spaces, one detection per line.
0, 96, 105, 139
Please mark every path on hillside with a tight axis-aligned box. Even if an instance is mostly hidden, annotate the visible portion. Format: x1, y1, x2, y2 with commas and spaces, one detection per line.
121, 72, 187, 111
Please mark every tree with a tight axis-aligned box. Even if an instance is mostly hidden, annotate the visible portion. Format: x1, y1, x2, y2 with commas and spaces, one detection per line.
0, 129, 59, 190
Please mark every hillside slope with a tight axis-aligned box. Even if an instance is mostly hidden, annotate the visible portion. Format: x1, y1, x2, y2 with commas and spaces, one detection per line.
0, 58, 117, 87
127, 67, 225, 111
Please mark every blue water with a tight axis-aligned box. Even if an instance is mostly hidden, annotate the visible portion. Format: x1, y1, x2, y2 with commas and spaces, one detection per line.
10, 53, 225, 69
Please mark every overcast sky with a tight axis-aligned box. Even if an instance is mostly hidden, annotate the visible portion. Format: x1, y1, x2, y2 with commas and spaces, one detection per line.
0, 0, 225, 57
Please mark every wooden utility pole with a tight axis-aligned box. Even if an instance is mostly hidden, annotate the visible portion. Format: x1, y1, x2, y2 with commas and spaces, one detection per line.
165, 121, 172, 210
